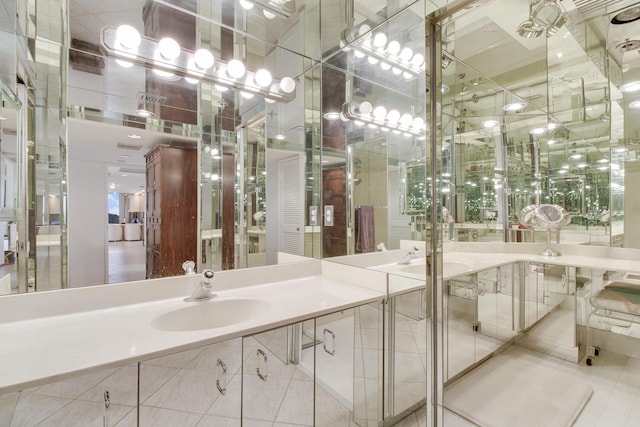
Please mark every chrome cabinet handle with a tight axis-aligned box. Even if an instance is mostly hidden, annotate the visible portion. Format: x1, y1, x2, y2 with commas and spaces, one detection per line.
216, 358, 227, 395
103, 390, 110, 427
323, 328, 336, 356
256, 348, 268, 381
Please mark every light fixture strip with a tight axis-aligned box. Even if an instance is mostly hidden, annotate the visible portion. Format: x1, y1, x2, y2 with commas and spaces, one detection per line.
354, 40, 423, 77
342, 102, 425, 136
100, 26, 295, 103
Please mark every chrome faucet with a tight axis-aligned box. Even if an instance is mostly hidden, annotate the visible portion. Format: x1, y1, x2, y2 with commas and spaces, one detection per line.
185, 270, 216, 302
397, 246, 419, 265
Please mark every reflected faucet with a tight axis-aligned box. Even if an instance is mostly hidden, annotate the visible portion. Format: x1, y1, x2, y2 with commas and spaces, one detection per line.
185, 270, 216, 302
397, 246, 419, 265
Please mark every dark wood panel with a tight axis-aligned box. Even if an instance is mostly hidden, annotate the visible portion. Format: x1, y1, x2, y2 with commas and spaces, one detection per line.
322, 167, 347, 257
145, 146, 198, 278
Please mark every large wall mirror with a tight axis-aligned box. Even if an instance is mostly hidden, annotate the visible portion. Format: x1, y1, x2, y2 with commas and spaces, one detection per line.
5, 0, 640, 296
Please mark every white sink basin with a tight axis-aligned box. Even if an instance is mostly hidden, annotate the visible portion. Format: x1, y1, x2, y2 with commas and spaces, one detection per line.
400, 261, 473, 277
151, 298, 269, 331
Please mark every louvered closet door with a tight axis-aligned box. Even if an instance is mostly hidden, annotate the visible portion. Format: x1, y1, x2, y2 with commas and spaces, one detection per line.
279, 155, 304, 255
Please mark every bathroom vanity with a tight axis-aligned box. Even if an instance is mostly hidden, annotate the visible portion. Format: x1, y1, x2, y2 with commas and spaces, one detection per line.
2, 244, 640, 426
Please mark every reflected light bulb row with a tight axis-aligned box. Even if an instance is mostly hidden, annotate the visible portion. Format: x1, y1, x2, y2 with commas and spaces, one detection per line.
349, 25, 425, 79
104, 25, 297, 104
342, 101, 426, 137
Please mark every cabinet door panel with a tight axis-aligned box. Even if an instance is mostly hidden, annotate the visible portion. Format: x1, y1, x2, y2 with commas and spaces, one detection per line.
139, 338, 242, 426
0, 365, 138, 426
243, 327, 314, 426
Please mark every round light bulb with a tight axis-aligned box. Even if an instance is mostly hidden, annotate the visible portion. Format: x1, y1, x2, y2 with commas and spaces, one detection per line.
194, 49, 214, 70
279, 76, 296, 93
263, 9, 276, 19
373, 32, 387, 48
373, 106, 387, 119
254, 69, 273, 87
185, 77, 199, 84
403, 72, 412, 79
411, 53, 424, 67
227, 59, 246, 79
265, 98, 276, 104
354, 49, 365, 59
241, 91, 254, 99
387, 109, 400, 122
392, 67, 402, 75
214, 84, 229, 92
368, 55, 379, 65
412, 117, 425, 129
400, 113, 413, 127
359, 101, 372, 115
158, 37, 180, 60
386, 40, 401, 55
358, 24, 371, 38
115, 59, 134, 68
153, 69, 175, 79
116, 25, 141, 50
380, 62, 391, 70
400, 47, 413, 62
239, 0, 254, 10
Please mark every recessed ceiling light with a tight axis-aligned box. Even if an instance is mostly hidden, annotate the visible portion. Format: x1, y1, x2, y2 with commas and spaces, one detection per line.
503, 101, 527, 112
611, 5, 640, 24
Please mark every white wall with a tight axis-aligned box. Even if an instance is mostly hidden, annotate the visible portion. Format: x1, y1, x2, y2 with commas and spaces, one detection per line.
68, 159, 107, 287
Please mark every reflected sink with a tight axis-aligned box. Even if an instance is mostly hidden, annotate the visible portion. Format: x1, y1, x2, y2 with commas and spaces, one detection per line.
401, 261, 473, 277
151, 298, 270, 332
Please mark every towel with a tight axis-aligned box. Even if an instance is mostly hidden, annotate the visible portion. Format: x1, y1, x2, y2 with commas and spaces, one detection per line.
355, 205, 375, 253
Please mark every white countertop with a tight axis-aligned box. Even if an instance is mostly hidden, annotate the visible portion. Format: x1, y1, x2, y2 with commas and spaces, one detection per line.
0, 261, 386, 394
3, 243, 640, 394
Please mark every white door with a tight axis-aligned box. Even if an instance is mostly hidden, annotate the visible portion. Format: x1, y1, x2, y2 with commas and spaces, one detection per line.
279, 155, 304, 255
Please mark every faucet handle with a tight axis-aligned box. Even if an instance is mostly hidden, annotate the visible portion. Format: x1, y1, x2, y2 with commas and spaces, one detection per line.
182, 260, 196, 275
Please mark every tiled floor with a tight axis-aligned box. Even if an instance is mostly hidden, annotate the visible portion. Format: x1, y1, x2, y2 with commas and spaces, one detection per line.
108, 241, 145, 284
394, 344, 640, 427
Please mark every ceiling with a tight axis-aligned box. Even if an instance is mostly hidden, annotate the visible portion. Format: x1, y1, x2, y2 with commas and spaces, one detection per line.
67, 118, 197, 194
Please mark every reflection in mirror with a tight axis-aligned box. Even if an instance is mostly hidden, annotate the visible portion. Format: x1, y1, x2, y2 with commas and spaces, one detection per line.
0, 84, 21, 295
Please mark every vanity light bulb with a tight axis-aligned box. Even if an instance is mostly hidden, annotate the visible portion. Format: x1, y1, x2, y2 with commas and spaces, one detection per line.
254, 69, 273, 87
373, 32, 387, 48
403, 71, 412, 80
158, 37, 181, 60
358, 101, 373, 115
153, 68, 175, 79
400, 47, 413, 62
392, 67, 402, 75
386, 40, 401, 55
215, 84, 229, 92
400, 113, 413, 127
380, 62, 391, 70
227, 59, 246, 79
368, 56, 379, 64
185, 77, 199, 84
115, 59, 134, 68
263, 9, 276, 19
194, 49, 214, 70
354, 120, 365, 126
354, 49, 366, 59
387, 109, 401, 123
116, 25, 141, 50
373, 106, 387, 119
241, 91, 254, 99
358, 24, 372, 38
279, 76, 296, 93
412, 117, 425, 129
239, 0, 254, 9
411, 53, 424, 67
